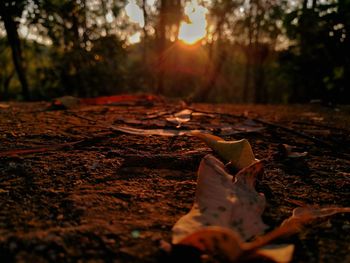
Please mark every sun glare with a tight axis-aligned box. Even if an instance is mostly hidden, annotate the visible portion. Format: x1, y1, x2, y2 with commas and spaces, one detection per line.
178, 0, 208, 45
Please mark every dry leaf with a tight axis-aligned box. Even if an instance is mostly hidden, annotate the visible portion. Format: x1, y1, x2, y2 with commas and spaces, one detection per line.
80, 94, 159, 105
110, 125, 206, 136
171, 133, 350, 262
166, 109, 193, 127
51, 96, 81, 109
172, 154, 267, 244
283, 206, 350, 225
256, 244, 295, 263
280, 144, 308, 158
111, 125, 263, 137
50, 95, 159, 109
219, 120, 265, 136
0, 103, 10, 109
175, 226, 295, 262
193, 133, 256, 170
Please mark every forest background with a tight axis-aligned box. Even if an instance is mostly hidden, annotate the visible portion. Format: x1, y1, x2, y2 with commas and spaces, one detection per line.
0, 0, 349, 104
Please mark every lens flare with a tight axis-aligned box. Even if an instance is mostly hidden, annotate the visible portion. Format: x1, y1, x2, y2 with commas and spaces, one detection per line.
125, 0, 145, 28
178, 0, 208, 45
129, 32, 141, 44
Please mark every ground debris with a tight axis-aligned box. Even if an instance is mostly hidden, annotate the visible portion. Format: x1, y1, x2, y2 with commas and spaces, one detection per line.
0, 102, 349, 262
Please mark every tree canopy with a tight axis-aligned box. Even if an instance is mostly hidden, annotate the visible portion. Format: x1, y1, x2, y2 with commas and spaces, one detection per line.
0, 0, 349, 104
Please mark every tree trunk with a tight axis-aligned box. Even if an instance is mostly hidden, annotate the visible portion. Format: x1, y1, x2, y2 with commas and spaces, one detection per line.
1, 13, 30, 100
243, 2, 254, 103
156, 0, 167, 94
142, 0, 148, 64
2, 70, 15, 100
195, 17, 226, 102
195, 49, 227, 102
243, 55, 251, 103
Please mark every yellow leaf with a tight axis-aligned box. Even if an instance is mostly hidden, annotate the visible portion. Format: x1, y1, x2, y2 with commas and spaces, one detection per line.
193, 132, 256, 170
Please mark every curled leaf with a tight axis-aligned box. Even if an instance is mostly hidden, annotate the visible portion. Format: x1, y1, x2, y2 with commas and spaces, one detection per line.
177, 227, 244, 262
51, 96, 81, 109
0, 103, 10, 109
166, 109, 193, 127
193, 133, 256, 170
279, 144, 308, 158
283, 206, 350, 225
111, 125, 205, 136
256, 244, 295, 263
172, 154, 267, 244
174, 225, 296, 263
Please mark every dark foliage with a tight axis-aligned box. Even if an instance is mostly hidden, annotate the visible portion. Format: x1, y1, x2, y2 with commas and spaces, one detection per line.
0, 0, 349, 103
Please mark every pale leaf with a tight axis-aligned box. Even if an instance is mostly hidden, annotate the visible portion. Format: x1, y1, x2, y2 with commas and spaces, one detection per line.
166, 109, 193, 127
110, 125, 206, 136
174, 226, 295, 263
172, 154, 267, 244
283, 206, 350, 225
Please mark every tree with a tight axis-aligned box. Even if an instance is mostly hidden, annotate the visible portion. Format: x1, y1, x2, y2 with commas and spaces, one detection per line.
0, 38, 15, 99
0, 0, 30, 100
155, 0, 182, 94
236, 0, 285, 103
282, 0, 350, 103
30, 0, 126, 97
192, 0, 241, 101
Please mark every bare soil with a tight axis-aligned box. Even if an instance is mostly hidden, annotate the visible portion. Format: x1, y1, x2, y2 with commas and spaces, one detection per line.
0, 100, 349, 262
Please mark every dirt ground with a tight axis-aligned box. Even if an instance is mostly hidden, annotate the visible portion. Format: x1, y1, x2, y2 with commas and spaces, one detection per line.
0, 99, 349, 262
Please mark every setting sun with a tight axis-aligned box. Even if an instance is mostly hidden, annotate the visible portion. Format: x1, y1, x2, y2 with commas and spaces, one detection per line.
178, 0, 209, 45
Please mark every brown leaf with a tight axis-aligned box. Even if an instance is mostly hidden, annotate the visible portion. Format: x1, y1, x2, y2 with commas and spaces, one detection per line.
172, 154, 267, 244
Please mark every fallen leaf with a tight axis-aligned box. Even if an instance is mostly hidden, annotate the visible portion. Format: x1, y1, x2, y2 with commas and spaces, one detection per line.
226, 119, 265, 134
193, 133, 256, 170
175, 226, 295, 263
166, 109, 193, 128
80, 94, 160, 105
256, 244, 295, 263
283, 206, 350, 225
172, 154, 267, 244
171, 133, 350, 262
50, 95, 160, 110
192, 112, 216, 118
110, 125, 205, 137
0, 103, 10, 109
0, 140, 83, 157
111, 124, 264, 138
51, 96, 81, 109
0, 189, 9, 194
280, 144, 308, 158
176, 227, 244, 262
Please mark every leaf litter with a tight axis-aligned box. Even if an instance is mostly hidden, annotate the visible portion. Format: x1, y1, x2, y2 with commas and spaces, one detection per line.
170, 133, 350, 262
166, 109, 193, 128
1, 101, 350, 262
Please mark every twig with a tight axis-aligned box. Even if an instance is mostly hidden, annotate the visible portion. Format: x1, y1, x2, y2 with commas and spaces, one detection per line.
188, 107, 333, 148
65, 111, 101, 124
292, 121, 350, 133
187, 107, 243, 120
252, 118, 333, 148
141, 108, 180, 120
0, 132, 114, 157
0, 140, 83, 157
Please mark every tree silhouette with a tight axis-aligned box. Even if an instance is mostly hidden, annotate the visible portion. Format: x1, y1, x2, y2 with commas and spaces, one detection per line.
0, 0, 30, 100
